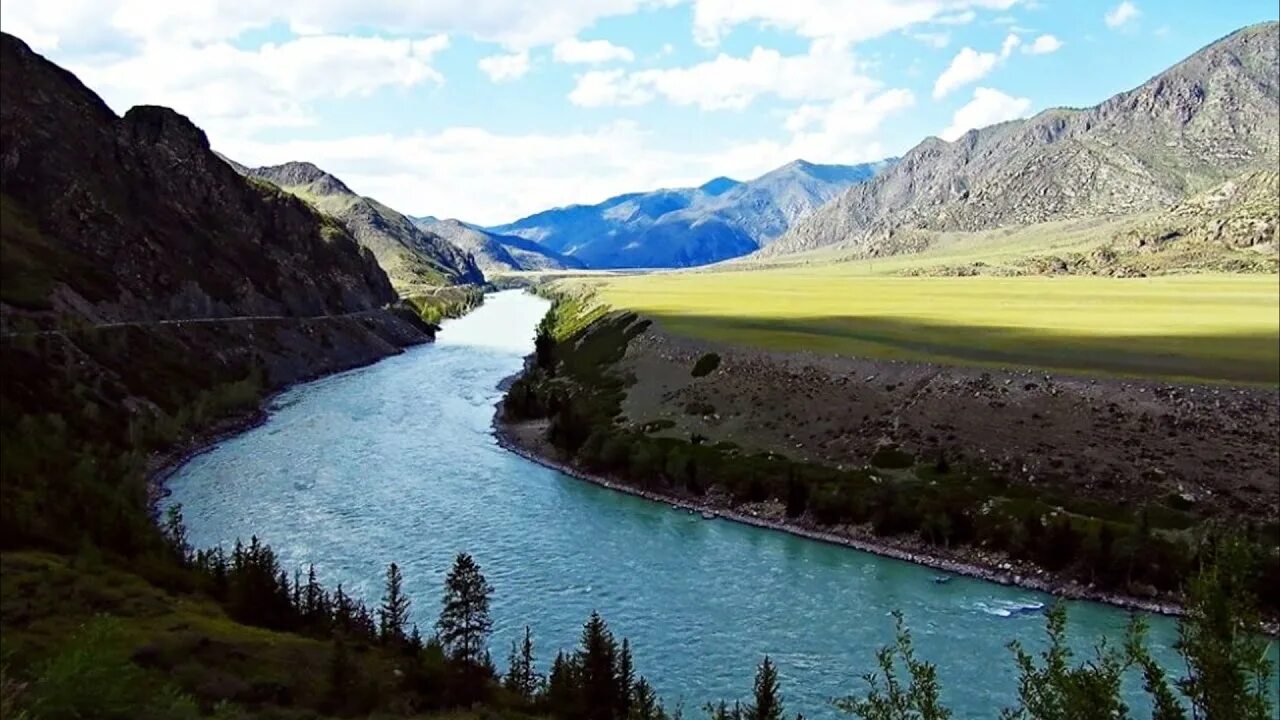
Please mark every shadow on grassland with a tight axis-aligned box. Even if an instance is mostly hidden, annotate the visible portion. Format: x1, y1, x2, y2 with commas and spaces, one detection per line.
645, 312, 1280, 385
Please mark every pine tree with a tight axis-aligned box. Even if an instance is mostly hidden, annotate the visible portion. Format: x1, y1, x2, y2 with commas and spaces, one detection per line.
408, 623, 424, 655
332, 583, 353, 633
746, 656, 783, 720
547, 650, 579, 716
504, 625, 540, 702
379, 562, 412, 646
633, 677, 660, 720
304, 564, 323, 623
579, 611, 619, 720
436, 553, 494, 665
616, 637, 636, 720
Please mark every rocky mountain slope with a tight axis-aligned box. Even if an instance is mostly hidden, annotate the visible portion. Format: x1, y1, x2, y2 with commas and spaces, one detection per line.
412, 216, 583, 273
1, 32, 436, 548
769, 22, 1280, 258
490, 159, 890, 268
241, 162, 484, 291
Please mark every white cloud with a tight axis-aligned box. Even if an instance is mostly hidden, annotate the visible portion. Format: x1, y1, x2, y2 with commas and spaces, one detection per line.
1104, 1, 1139, 29
569, 39, 879, 110
552, 37, 634, 63
782, 88, 915, 160
690, 0, 1020, 46
0, 0, 674, 52
218, 116, 896, 225
911, 31, 951, 49
1024, 33, 1062, 54
941, 86, 1030, 140
932, 33, 1018, 99
569, 69, 654, 106
67, 34, 449, 137
478, 50, 530, 81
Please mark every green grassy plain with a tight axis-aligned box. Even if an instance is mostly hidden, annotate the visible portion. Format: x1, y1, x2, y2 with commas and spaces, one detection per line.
583, 269, 1280, 384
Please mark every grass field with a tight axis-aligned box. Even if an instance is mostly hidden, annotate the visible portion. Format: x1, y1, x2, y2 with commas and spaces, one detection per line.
578, 269, 1280, 384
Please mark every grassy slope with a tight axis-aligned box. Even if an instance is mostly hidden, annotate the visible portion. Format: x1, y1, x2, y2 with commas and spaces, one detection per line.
584, 268, 1279, 385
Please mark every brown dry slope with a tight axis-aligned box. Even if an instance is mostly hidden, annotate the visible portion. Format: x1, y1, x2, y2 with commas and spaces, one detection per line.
617, 326, 1279, 522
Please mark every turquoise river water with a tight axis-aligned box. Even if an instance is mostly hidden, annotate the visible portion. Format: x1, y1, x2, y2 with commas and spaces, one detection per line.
162, 290, 1277, 718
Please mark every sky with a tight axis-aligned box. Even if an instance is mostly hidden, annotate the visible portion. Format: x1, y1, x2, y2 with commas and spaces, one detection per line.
1, 1, 1275, 225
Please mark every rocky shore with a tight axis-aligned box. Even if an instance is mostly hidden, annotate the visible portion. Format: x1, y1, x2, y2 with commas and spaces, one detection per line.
490, 406, 1206, 622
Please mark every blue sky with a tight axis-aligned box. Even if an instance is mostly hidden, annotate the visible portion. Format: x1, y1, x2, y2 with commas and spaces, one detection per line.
2, 1, 1275, 224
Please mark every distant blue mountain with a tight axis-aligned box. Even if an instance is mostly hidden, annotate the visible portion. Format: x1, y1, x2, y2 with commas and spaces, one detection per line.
487, 158, 895, 268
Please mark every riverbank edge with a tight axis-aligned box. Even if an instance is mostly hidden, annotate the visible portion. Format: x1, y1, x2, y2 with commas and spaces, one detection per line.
489, 375, 1205, 623
146, 332, 437, 512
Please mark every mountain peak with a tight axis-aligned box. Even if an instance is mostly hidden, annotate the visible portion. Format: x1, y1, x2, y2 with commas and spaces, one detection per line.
699, 176, 742, 196
252, 161, 353, 196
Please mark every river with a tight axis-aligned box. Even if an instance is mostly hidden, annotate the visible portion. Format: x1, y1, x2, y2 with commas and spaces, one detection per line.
162, 290, 1276, 717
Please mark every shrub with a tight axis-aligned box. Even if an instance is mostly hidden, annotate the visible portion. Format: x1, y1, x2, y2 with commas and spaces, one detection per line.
691, 353, 721, 377
870, 446, 915, 470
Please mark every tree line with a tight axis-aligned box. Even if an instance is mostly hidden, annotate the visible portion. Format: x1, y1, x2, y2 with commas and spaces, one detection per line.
503, 301, 1280, 615
160, 504, 1275, 720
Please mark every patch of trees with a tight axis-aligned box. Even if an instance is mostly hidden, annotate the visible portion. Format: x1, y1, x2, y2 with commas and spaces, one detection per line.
150, 508, 678, 718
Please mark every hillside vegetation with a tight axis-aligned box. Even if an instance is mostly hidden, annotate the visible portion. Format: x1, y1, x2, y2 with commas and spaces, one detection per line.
241, 161, 484, 292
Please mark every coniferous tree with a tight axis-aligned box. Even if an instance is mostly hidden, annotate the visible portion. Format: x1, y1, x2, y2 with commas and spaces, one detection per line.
505, 625, 540, 702
548, 650, 580, 716
379, 562, 412, 646
333, 583, 354, 633
162, 503, 190, 565
436, 553, 494, 665
616, 638, 636, 720
408, 623, 424, 655
579, 611, 620, 720
746, 657, 783, 720
633, 677, 660, 720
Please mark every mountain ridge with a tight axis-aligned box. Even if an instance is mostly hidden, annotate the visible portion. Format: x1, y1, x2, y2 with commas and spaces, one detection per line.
237, 160, 485, 291
489, 157, 894, 268
411, 216, 584, 273
768, 21, 1279, 258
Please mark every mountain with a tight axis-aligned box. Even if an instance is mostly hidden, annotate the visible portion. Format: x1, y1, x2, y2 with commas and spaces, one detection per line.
489, 158, 891, 268
1, 32, 436, 545
239, 161, 484, 291
411, 216, 584, 273
769, 22, 1280, 258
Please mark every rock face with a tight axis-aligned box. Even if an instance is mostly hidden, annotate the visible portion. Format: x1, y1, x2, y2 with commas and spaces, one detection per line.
769, 22, 1280, 258
411, 216, 583, 273
0, 32, 433, 461
240, 162, 484, 291
489, 158, 891, 268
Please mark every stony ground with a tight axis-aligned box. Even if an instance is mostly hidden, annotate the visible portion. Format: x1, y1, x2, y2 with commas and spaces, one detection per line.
618, 325, 1280, 521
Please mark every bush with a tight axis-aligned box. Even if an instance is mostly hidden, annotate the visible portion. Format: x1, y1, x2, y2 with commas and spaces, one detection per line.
870, 446, 915, 470
691, 353, 721, 377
